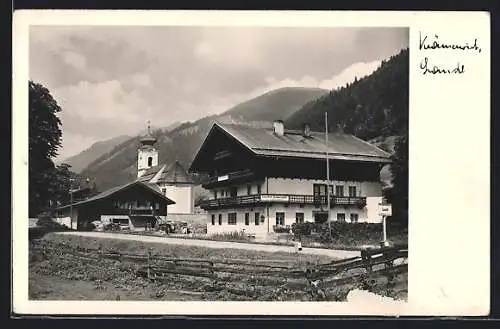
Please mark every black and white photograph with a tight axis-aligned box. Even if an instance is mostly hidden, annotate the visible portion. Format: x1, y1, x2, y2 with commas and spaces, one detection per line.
26, 24, 409, 303
13, 10, 490, 316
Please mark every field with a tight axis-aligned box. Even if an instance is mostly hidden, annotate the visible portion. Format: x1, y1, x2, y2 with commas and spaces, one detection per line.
29, 233, 407, 302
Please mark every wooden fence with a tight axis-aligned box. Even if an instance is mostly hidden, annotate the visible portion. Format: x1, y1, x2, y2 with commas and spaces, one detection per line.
32, 240, 408, 299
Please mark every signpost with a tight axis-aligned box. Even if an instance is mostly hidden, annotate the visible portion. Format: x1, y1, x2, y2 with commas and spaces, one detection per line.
378, 202, 392, 247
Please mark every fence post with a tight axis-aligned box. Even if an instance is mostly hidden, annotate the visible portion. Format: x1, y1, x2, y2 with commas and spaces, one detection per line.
361, 250, 373, 274
147, 248, 152, 279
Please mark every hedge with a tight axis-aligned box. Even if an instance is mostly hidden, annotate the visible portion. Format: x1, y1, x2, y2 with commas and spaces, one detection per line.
291, 221, 407, 246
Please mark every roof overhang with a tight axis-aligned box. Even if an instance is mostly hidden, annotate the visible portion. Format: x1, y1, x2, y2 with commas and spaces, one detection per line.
56, 180, 175, 210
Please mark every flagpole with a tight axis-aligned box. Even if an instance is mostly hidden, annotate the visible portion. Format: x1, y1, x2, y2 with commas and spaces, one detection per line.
325, 112, 332, 239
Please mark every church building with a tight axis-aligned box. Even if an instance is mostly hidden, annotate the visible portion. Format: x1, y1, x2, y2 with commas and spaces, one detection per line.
136, 122, 196, 215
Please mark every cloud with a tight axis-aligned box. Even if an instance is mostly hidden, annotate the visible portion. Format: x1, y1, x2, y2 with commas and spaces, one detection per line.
29, 26, 408, 161
61, 51, 87, 70
318, 60, 381, 90
50, 79, 155, 158
205, 60, 382, 116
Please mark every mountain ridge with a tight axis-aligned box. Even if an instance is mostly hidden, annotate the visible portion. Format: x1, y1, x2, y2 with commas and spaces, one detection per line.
79, 86, 328, 191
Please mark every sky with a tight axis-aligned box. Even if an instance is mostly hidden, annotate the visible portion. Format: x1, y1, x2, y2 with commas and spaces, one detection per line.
29, 26, 408, 161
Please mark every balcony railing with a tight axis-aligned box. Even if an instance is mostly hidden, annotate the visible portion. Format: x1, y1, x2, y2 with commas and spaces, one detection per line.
111, 207, 156, 216
198, 194, 366, 210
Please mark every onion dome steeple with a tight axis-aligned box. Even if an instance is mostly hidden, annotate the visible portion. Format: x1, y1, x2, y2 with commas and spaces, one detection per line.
140, 120, 157, 147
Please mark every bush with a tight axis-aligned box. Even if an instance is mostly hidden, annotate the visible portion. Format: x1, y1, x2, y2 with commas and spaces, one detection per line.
273, 225, 291, 234
292, 221, 408, 247
291, 222, 316, 239
209, 231, 251, 242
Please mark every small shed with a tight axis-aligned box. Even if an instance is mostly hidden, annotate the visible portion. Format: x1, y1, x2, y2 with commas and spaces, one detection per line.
54, 180, 175, 231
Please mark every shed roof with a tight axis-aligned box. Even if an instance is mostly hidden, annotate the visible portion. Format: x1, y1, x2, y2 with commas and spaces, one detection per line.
56, 180, 175, 210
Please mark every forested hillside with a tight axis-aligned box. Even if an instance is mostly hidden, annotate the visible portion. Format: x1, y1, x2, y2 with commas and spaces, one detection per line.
286, 48, 409, 222
286, 48, 408, 139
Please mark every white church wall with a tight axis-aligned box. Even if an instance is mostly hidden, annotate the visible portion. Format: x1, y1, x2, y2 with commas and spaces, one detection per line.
137, 148, 158, 178
165, 185, 194, 214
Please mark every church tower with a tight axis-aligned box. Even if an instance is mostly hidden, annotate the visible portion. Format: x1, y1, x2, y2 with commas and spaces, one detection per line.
137, 121, 158, 178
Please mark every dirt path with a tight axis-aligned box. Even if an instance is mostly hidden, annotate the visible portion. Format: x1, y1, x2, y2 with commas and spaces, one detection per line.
56, 231, 360, 259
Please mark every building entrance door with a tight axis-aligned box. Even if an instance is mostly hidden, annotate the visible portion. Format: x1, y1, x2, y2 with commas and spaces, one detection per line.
313, 211, 328, 224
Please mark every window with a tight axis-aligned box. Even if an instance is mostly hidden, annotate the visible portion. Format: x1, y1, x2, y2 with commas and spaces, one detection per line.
245, 213, 250, 225
257, 184, 261, 194
247, 185, 252, 195
211, 214, 215, 225
337, 213, 346, 222
228, 213, 237, 225
276, 212, 285, 226
214, 190, 218, 199
255, 213, 260, 225
161, 188, 166, 195
296, 212, 304, 224
335, 185, 344, 197
313, 184, 327, 196
147, 157, 153, 167
218, 214, 222, 225
155, 203, 159, 210
350, 213, 359, 223
349, 186, 357, 197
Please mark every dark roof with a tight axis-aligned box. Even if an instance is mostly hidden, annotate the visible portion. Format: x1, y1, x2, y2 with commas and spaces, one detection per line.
138, 161, 195, 185
56, 180, 175, 210
204, 122, 391, 163
138, 164, 165, 182
157, 161, 195, 184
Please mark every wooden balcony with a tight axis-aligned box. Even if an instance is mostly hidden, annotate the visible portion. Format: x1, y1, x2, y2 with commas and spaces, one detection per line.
111, 207, 156, 216
198, 194, 367, 210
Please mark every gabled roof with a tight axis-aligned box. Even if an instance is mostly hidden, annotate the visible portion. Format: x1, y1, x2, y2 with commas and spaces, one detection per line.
138, 164, 165, 183
191, 122, 391, 170
157, 161, 195, 184
56, 180, 175, 210
138, 161, 195, 185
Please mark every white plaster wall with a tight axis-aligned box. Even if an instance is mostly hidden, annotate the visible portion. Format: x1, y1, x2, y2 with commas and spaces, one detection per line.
267, 177, 380, 197
54, 216, 71, 229
206, 207, 268, 235
71, 209, 78, 230
166, 185, 194, 214
211, 181, 264, 198
265, 204, 373, 225
137, 148, 158, 177
366, 197, 384, 223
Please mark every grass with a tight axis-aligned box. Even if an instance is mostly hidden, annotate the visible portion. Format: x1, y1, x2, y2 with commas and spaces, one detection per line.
29, 273, 204, 301
41, 232, 334, 263
122, 231, 407, 251
30, 233, 407, 302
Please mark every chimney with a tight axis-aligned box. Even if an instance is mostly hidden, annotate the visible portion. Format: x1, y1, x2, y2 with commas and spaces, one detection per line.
302, 123, 311, 137
273, 120, 284, 136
